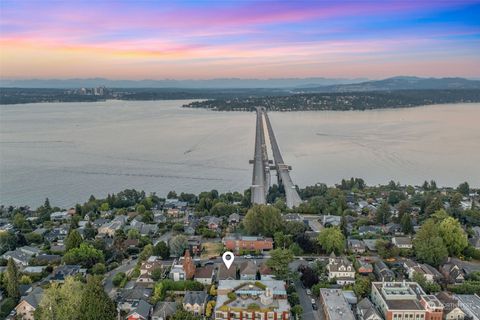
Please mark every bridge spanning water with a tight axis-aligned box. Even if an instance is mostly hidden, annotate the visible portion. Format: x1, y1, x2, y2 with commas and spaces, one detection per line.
250, 108, 302, 208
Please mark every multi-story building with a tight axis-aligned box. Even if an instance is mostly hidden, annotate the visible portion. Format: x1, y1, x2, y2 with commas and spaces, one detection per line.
222, 235, 273, 254
327, 252, 355, 285
371, 282, 444, 320
214, 280, 290, 320
320, 289, 356, 320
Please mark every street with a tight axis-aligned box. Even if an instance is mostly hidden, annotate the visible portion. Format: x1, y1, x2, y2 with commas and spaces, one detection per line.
104, 258, 138, 298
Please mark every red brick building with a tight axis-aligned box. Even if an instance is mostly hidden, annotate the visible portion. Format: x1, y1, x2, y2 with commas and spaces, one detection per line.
222, 235, 273, 254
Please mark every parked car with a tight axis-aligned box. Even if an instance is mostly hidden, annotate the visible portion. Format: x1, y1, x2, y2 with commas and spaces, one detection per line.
306, 289, 311, 295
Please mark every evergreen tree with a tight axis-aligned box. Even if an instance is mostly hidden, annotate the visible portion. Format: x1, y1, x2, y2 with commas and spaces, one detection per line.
65, 229, 83, 252
401, 213, 414, 234
78, 276, 116, 320
4, 258, 19, 299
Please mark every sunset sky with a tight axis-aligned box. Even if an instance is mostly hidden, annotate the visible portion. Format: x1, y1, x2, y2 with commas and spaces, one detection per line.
1, 0, 479, 79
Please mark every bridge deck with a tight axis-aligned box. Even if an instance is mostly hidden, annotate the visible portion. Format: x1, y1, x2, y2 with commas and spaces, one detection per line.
263, 111, 302, 208
251, 108, 268, 205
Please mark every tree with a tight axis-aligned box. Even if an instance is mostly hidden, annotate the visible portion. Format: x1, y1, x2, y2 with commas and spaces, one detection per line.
457, 182, 470, 196
397, 200, 411, 217
169, 235, 189, 257
209, 284, 217, 296
78, 276, 116, 320
127, 229, 140, 239
151, 268, 163, 282
244, 205, 283, 236
317, 227, 345, 254
136, 204, 146, 214
353, 276, 371, 298
274, 232, 292, 250
112, 272, 126, 287
65, 229, 83, 251
4, 258, 19, 299
99, 202, 110, 212
12, 213, 28, 230
63, 243, 104, 268
91, 263, 107, 275
139, 244, 154, 261
291, 305, 303, 319
36, 277, 84, 320
266, 249, 294, 279
439, 217, 468, 256
205, 301, 216, 317
414, 219, 448, 266
154, 241, 170, 259
171, 307, 202, 320
376, 201, 391, 224
412, 272, 441, 294
400, 213, 414, 234
376, 239, 399, 259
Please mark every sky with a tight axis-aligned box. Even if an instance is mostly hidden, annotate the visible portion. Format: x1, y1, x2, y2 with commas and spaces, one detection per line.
1, 0, 480, 80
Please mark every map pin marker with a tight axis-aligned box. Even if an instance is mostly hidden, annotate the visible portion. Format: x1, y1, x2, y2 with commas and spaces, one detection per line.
222, 251, 235, 270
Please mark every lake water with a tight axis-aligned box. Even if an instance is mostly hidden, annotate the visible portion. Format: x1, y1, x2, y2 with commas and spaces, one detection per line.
1, 100, 479, 208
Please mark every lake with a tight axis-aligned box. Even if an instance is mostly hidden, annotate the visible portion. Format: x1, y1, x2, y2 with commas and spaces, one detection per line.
1, 100, 479, 208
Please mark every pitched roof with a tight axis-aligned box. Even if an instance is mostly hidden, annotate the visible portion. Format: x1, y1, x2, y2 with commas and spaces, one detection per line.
127, 299, 151, 319
184, 291, 207, 306
19, 286, 43, 309
195, 265, 214, 279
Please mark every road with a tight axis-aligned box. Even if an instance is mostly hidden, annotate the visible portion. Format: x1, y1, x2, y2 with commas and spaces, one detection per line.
290, 260, 323, 320
104, 258, 138, 298
263, 111, 302, 208
251, 107, 269, 205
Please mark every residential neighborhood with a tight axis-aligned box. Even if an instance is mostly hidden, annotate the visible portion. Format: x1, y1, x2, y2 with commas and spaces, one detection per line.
0, 180, 479, 320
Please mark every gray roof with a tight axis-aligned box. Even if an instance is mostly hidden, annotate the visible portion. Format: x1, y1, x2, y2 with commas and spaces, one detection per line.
152, 301, 177, 317
184, 291, 207, 306
20, 286, 43, 309
127, 299, 152, 319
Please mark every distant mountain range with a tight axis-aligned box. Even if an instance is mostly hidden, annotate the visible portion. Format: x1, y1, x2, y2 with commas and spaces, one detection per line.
0, 77, 367, 89
295, 76, 480, 93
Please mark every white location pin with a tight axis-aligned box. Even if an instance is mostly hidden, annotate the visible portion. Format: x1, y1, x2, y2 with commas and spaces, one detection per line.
222, 251, 235, 270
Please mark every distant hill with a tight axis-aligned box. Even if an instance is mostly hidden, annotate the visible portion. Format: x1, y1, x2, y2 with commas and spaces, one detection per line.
297, 76, 480, 93
0, 77, 367, 89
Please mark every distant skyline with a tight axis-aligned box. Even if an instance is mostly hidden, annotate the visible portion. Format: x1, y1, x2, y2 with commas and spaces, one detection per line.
1, 0, 480, 79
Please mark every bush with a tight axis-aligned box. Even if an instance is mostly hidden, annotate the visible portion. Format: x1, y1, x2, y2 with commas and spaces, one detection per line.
227, 292, 237, 300
91, 263, 107, 275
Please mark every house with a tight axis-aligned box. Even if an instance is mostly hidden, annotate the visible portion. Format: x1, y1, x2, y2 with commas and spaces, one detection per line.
348, 239, 366, 253
228, 213, 241, 225
15, 287, 43, 320
183, 291, 207, 316
98, 215, 127, 237
327, 252, 355, 285
357, 297, 383, 320
44, 227, 69, 242
383, 223, 404, 236
217, 263, 238, 281
283, 213, 303, 222
126, 299, 152, 320
2, 246, 43, 267
320, 289, 356, 320
169, 251, 195, 281
194, 265, 214, 285
151, 301, 177, 320
50, 264, 85, 282
239, 260, 258, 280
374, 260, 395, 282
129, 219, 158, 236
436, 292, 466, 320
259, 263, 274, 280
371, 282, 444, 320
153, 213, 166, 224
358, 225, 383, 236
357, 260, 374, 275
320, 215, 341, 227
454, 294, 480, 320
137, 257, 170, 283
207, 216, 222, 230
222, 235, 273, 254
118, 285, 152, 312
363, 239, 378, 252
50, 211, 70, 221
403, 259, 443, 282
392, 237, 413, 249
187, 236, 202, 256
440, 260, 465, 284
214, 280, 290, 320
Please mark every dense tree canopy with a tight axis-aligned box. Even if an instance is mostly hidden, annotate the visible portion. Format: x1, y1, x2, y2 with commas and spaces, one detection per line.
243, 205, 283, 237
317, 227, 345, 254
